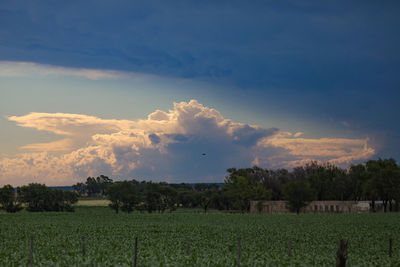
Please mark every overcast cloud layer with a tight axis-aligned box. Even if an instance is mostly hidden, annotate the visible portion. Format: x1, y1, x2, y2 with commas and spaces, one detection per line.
0, 100, 374, 186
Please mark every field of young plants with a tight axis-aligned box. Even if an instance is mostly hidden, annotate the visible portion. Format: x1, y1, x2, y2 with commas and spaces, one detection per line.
0, 207, 399, 266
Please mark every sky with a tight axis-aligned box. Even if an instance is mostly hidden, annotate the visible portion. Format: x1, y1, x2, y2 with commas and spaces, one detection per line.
1, 1, 399, 186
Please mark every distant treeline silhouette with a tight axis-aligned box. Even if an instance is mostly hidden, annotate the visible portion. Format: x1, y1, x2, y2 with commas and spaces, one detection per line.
0, 183, 77, 212
1, 158, 399, 213
72, 158, 400, 214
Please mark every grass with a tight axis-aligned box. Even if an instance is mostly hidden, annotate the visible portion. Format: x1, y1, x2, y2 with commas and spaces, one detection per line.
0, 207, 399, 266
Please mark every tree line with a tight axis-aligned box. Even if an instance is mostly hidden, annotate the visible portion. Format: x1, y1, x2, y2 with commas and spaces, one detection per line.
0, 184, 78, 213
73, 176, 223, 214
1, 158, 399, 214
225, 158, 400, 213
67, 158, 400, 214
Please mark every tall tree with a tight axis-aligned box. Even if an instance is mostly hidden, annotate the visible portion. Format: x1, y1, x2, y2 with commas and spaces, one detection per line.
0, 185, 22, 213
283, 180, 313, 214
106, 181, 139, 214
306, 161, 348, 200
72, 182, 86, 197
365, 159, 400, 212
159, 186, 178, 212
224, 171, 271, 212
145, 182, 162, 213
348, 164, 369, 201
84, 175, 113, 197
18, 183, 51, 211
18, 183, 77, 212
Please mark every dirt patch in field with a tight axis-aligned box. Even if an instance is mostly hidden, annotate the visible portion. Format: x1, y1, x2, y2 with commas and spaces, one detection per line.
76, 199, 110, 206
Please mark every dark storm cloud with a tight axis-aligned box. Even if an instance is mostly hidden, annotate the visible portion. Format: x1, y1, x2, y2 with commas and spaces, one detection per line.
148, 134, 161, 145
1, 1, 398, 88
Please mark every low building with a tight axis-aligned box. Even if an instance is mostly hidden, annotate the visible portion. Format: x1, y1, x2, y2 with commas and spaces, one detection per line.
250, 200, 371, 214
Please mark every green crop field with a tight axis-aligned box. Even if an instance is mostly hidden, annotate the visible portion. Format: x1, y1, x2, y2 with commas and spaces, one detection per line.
0, 207, 399, 266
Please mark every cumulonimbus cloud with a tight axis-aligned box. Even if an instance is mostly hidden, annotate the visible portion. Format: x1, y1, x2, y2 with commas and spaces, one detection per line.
8, 112, 134, 136
256, 131, 375, 168
7, 112, 135, 152
0, 100, 375, 186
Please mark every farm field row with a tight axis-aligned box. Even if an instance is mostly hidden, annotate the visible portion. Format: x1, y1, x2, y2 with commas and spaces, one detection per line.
0, 207, 399, 266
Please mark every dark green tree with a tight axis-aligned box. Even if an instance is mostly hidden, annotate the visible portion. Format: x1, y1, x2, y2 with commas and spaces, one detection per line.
348, 164, 369, 201
43, 190, 78, 212
18, 183, 51, 211
106, 181, 139, 213
18, 183, 77, 212
0, 185, 22, 213
283, 180, 313, 214
145, 182, 162, 213
196, 189, 216, 213
72, 182, 86, 197
84, 175, 113, 197
159, 186, 178, 212
305, 161, 350, 200
62, 191, 78, 211
365, 159, 400, 212
224, 172, 270, 212
177, 190, 197, 208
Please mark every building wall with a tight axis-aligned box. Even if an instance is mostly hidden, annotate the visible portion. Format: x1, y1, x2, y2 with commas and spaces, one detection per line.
250, 200, 371, 213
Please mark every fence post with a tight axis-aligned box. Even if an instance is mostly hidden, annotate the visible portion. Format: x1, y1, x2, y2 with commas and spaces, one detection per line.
237, 237, 241, 267
133, 237, 138, 267
30, 235, 34, 267
186, 237, 191, 256
81, 236, 86, 256
389, 238, 393, 257
336, 238, 348, 267
287, 237, 292, 256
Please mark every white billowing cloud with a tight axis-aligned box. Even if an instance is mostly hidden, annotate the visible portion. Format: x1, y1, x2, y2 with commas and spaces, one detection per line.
8, 112, 134, 151
8, 112, 133, 136
256, 131, 375, 167
0, 61, 128, 80
0, 152, 77, 185
21, 138, 74, 152
0, 100, 375, 186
